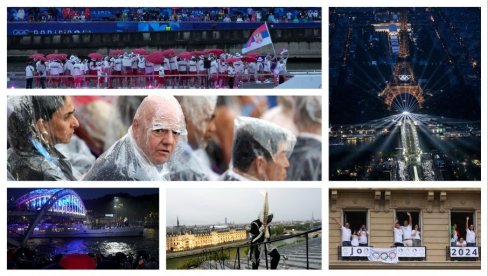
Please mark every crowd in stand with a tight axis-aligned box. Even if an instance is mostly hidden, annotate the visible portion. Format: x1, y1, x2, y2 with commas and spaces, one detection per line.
8, 7, 321, 23
7, 95, 322, 182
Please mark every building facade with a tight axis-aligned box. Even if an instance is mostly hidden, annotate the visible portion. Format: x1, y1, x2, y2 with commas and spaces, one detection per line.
329, 188, 481, 269
166, 228, 247, 252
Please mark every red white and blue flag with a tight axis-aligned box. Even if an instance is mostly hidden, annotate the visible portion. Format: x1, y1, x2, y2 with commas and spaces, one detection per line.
242, 23, 273, 54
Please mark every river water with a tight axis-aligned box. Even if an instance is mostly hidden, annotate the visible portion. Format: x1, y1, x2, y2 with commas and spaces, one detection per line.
23, 228, 159, 259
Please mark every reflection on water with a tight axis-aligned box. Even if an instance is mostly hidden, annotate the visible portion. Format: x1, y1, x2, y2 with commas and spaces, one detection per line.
24, 228, 159, 258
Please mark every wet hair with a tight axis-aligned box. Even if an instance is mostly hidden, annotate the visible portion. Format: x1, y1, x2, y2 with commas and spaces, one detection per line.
232, 130, 272, 171
8, 96, 66, 151
8, 100, 35, 151
32, 96, 66, 122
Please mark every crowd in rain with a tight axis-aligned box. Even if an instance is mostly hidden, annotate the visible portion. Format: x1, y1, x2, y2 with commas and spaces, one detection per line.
25, 49, 289, 89
7, 95, 322, 181
9, 7, 321, 23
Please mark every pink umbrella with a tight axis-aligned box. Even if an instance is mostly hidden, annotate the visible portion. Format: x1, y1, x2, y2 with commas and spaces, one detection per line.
242, 56, 257, 62
57, 53, 68, 60
177, 52, 192, 59
88, 53, 104, 60
205, 49, 224, 55
162, 49, 176, 57
109, 49, 125, 56
225, 57, 241, 63
132, 48, 147, 55
59, 254, 97, 269
30, 53, 45, 60
145, 52, 165, 64
191, 50, 205, 56
46, 54, 67, 61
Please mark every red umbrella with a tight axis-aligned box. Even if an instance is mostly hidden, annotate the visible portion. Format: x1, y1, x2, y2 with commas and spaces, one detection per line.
191, 50, 205, 56
57, 53, 68, 60
225, 57, 241, 63
132, 48, 147, 55
177, 52, 192, 59
88, 53, 104, 60
205, 49, 224, 56
162, 49, 175, 57
145, 52, 165, 64
242, 56, 257, 62
59, 254, 97, 269
46, 54, 67, 61
109, 49, 125, 56
30, 53, 45, 60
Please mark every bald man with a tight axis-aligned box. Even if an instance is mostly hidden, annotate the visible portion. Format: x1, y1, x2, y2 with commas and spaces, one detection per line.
84, 95, 187, 181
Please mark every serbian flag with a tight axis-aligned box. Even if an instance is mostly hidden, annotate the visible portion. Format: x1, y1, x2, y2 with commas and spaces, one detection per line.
242, 23, 273, 54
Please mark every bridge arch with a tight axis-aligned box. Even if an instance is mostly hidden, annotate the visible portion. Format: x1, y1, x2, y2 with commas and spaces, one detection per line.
16, 189, 86, 245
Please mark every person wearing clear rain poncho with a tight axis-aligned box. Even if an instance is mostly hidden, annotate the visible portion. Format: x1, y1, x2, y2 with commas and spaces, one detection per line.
286, 96, 322, 181
83, 95, 186, 181
7, 96, 80, 181
221, 117, 296, 181
168, 96, 218, 181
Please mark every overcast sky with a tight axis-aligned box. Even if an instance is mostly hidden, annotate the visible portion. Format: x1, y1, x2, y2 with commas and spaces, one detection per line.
166, 188, 321, 226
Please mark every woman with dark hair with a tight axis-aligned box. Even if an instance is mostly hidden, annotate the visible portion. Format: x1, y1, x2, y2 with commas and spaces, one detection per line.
7, 96, 80, 180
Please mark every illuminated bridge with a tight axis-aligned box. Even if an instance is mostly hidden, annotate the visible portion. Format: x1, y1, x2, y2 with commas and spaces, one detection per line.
8, 189, 86, 246
14, 188, 86, 216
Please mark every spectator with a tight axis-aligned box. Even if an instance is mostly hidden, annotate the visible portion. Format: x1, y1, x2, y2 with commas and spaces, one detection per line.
221, 116, 296, 181
412, 224, 422, 246
83, 95, 186, 180
333, 217, 352, 246
466, 216, 476, 247
358, 225, 369, 246
393, 220, 404, 247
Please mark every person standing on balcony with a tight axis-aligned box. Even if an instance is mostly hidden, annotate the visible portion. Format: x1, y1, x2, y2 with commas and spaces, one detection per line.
466, 216, 476, 247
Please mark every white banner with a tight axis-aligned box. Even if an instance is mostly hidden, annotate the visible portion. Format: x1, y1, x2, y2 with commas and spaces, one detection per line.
367, 247, 399, 264
396, 247, 426, 257
449, 247, 480, 258
341, 246, 370, 257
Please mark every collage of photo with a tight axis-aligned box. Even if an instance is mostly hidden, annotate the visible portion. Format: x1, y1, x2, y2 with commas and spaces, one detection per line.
4, 1, 485, 275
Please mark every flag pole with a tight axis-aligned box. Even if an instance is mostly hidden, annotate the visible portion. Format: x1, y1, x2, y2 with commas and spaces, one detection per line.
265, 21, 277, 57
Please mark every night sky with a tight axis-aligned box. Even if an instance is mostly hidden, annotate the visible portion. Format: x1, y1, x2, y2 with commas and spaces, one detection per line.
7, 188, 159, 200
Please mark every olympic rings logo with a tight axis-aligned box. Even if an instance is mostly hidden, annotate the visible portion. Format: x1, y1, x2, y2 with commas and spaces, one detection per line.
12, 29, 30, 35
371, 250, 397, 261
399, 74, 411, 81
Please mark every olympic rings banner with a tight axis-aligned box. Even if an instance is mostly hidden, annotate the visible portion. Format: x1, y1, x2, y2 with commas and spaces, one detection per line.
367, 248, 399, 264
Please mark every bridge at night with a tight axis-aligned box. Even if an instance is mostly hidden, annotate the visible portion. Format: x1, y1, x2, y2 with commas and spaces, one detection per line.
8, 189, 87, 246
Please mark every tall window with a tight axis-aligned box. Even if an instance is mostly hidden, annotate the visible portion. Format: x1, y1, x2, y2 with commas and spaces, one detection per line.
343, 210, 368, 235
450, 211, 475, 243
395, 210, 421, 244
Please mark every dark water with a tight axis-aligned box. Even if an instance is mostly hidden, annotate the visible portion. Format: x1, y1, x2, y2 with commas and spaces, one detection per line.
23, 228, 159, 259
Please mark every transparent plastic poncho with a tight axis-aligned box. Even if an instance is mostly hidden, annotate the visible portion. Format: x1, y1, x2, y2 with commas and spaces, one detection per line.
83, 95, 187, 181
286, 96, 322, 181
233, 116, 296, 162
166, 96, 218, 181
7, 96, 77, 181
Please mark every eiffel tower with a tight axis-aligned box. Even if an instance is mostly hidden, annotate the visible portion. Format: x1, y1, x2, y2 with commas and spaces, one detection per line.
378, 9, 424, 110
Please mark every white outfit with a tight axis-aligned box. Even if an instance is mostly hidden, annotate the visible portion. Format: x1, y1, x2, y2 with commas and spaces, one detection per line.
341, 226, 351, 242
